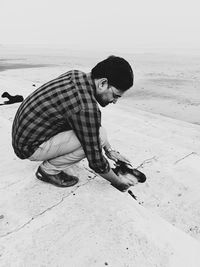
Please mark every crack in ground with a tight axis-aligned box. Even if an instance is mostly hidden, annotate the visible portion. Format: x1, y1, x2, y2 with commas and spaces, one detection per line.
0, 178, 27, 190
174, 152, 197, 164
0, 175, 96, 239
0, 157, 159, 239
136, 156, 157, 169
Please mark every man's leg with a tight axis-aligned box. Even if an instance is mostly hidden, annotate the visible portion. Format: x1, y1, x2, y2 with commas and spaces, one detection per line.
29, 127, 108, 175
29, 130, 84, 174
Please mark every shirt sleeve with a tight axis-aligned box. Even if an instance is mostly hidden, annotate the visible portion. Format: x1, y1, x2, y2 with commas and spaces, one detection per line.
67, 108, 110, 174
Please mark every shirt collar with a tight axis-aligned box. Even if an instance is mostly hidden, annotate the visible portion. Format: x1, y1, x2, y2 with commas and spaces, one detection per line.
86, 72, 96, 92
71, 70, 97, 96
71, 71, 95, 90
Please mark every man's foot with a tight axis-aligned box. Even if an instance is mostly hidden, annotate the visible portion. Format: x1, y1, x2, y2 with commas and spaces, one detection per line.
36, 166, 79, 187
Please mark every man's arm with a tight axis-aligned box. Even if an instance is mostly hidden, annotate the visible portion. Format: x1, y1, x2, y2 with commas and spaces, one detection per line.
68, 108, 110, 173
67, 109, 132, 191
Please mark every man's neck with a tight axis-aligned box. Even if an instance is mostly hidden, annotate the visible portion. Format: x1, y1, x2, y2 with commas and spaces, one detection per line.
86, 72, 97, 95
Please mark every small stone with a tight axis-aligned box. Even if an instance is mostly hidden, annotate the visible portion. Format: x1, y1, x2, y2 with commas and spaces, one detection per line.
105, 263, 108, 266
0, 215, 4, 219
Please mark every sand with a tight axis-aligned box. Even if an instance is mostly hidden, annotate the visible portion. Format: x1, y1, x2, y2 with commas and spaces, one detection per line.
0, 54, 200, 266
124, 53, 200, 125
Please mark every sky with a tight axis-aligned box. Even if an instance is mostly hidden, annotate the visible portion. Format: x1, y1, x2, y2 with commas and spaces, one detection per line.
1, 0, 200, 53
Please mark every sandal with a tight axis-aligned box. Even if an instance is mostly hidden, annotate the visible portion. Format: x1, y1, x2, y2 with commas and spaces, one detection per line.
36, 166, 79, 187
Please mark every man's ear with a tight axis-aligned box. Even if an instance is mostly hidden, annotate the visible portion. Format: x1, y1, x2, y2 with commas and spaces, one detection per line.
98, 78, 108, 91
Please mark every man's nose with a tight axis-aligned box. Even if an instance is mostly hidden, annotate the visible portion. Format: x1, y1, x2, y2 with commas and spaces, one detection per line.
112, 99, 117, 104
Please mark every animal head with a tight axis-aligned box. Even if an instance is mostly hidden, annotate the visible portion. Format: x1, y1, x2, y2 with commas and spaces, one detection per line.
1, 92, 9, 98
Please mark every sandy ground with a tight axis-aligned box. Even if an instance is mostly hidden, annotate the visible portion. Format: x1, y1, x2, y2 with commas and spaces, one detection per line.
0, 64, 200, 266
124, 53, 200, 125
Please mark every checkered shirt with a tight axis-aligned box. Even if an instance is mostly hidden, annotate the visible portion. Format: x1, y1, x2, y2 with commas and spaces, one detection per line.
12, 70, 110, 174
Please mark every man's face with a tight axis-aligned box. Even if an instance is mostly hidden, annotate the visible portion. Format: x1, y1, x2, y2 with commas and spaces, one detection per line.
95, 79, 124, 107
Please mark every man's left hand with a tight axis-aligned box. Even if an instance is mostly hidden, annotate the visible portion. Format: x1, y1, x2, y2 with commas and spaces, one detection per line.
105, 149, 131, 165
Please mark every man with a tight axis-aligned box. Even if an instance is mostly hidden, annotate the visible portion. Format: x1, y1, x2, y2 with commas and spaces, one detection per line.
12, 55, 135, 191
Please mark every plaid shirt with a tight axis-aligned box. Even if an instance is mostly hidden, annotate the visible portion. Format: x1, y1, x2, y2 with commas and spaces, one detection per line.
12, 70, 110, 174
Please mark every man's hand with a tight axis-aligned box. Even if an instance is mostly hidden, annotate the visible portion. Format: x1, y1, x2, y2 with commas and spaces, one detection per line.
111, 173, 138, 192
99, 168, 135, 192
105, 148, 131, 165
111, 176, 134, 192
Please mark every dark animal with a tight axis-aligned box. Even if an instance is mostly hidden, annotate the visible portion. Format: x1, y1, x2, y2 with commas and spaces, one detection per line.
1, 92, 24, 105
111, 160, 146, 191
112, 160, 146, 183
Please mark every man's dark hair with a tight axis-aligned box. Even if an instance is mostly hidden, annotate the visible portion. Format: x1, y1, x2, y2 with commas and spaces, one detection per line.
91, 55, 134, 91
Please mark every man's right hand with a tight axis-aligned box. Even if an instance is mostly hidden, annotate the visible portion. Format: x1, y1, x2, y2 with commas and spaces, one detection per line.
99, 168, 135, 192
111, 181, 130, 192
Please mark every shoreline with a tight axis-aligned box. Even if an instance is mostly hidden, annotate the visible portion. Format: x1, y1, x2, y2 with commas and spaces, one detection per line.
0, 62, 55, 72
0, 64, 51, 72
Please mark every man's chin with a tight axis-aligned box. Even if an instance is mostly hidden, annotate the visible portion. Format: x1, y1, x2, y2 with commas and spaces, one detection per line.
100, 102, 110, 107
97, 100, 109, 107
95, 96, 110, 107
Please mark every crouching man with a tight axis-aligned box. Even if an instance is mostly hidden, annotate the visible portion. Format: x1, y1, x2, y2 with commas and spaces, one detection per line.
12, 56, 135, 191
